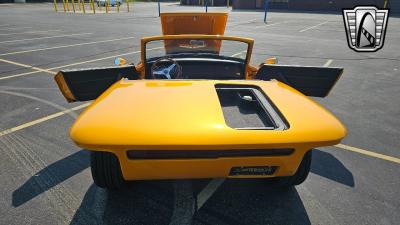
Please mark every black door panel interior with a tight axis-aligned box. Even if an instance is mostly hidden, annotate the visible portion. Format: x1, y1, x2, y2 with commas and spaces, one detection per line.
255, 64, 343, 97
55, 65, 140, 102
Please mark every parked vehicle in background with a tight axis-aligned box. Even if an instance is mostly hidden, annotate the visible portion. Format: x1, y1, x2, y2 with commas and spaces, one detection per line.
97, 0, 122, 7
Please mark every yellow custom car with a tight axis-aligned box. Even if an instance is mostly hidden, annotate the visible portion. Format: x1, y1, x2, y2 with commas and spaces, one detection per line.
54, 13, 346, 189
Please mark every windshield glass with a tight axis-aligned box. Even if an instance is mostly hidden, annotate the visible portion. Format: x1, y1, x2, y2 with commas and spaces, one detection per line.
145, 38, 250, 61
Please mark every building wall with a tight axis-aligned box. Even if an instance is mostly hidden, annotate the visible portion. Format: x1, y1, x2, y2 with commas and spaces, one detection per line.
181, 0, 228, 6
232, 0, 386, 11
389, 0, 400, 13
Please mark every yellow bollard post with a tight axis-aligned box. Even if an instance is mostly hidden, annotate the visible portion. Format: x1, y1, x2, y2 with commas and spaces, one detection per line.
81, 0, 86, 13
105, 0, 110, 13
62, 0, 66, 12
105, 0, 108, 13
71, 0, 76, 13
384, 0, 388, 8
126, 0, 129, 12
53, 0, 58, 12
117, 0, 120, 12
66, 0, 70, 11
91, 0, 96, 13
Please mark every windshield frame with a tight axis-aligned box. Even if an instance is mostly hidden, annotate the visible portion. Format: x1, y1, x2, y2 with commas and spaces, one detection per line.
141, 35, 254, 67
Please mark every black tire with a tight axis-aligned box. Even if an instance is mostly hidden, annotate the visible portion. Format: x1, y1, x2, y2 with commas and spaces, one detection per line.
90, 151, 125, 190
276, 150, 312, 188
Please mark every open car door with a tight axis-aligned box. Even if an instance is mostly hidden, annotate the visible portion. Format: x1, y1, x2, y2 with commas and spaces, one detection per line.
55, 65, 140, 102
255, 64, 344, 97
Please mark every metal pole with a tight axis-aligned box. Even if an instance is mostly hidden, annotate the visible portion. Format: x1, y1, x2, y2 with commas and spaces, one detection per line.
205, 0, 208, 12
126, 0, 129, 12
158, 0, 161, 17
117, 0, 120, 12
53, 0, 58, 12
264, 0, 269, 23
227, 0, 229, 8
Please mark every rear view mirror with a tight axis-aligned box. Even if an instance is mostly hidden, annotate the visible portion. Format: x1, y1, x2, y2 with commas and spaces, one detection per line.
55, 65, 140, 102
264, 57, 277, 65
114, 57, 127, 66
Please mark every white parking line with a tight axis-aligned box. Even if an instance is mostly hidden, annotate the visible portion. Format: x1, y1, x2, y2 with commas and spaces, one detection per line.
196, 178, 226, 210
0, 90, 80, 118
0, 36, 134, 56
230, 50, 247, 58
228, 19, 257, 27
0, 26, 32, 31
0, 47, 163, 81
0, 58, 56, 75
335, 144, 400, 164
0, 33, 93, 44
253, 21, 288, 29
299, 20, 330, 33
0, 70, 50, 81
0, 29, 62, 36
323, 59, 333, 67
0, 103, 90, 137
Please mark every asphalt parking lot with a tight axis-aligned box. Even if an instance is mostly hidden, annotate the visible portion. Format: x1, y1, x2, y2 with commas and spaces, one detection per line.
0, 2, 399, 225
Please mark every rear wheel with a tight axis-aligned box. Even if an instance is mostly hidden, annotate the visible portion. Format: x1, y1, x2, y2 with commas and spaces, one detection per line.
276, 150, 312, 188
90, 151, 125, 190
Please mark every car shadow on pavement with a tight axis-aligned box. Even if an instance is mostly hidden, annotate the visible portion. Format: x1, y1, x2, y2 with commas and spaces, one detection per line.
70, 182, 175, 225
310, 149, 355, 187
194, 180, 311, 225
11, 150, 90, 207
11, 148, 354, 224
69, 179, 311, 225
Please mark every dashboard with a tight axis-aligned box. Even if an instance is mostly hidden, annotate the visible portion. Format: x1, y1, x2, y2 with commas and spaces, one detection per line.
145, 57, 246, 80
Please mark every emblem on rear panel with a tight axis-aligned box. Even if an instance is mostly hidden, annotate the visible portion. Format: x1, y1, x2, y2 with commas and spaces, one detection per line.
343, 6, 389, 52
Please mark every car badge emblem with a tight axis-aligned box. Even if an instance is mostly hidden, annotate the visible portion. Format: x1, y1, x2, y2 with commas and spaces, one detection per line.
343, 6, 389, 52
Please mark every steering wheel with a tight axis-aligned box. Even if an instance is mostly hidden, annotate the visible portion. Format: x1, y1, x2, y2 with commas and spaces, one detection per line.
151, 57, 183, 79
